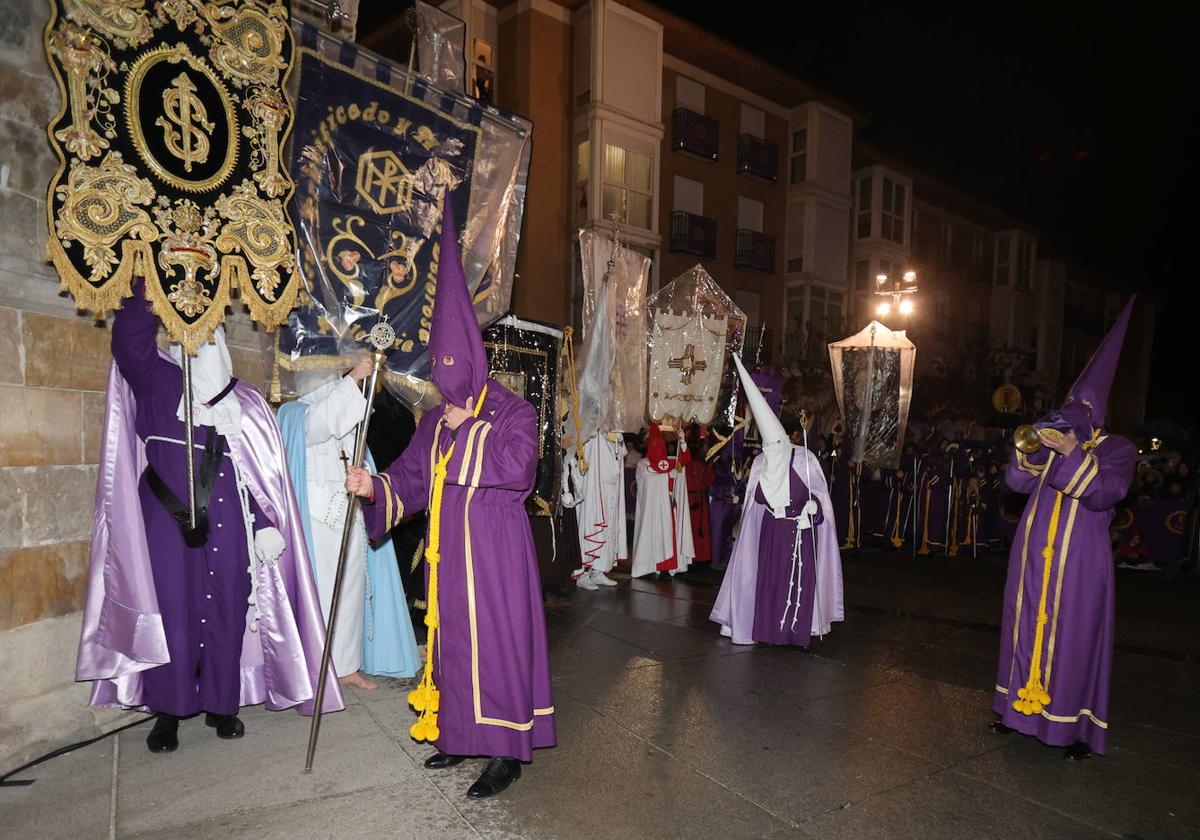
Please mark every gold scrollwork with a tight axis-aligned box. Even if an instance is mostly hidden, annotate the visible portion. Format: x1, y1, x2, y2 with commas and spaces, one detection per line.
47, 23, 118, 161
214, 180, 295, 301
125, 44, 239, 193
244, 86, 289, 197
54, 152, 157, 281
202, 1, 288, 88
154, 199, 219, 317
62, 0, 153, 48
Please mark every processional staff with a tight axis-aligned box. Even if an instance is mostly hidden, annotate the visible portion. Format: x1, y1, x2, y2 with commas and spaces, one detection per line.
305, 321, 396, 772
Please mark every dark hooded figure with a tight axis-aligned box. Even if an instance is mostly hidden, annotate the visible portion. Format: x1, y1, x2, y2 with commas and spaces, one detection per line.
991, 299, 1138, 760
345, 198, 555, 798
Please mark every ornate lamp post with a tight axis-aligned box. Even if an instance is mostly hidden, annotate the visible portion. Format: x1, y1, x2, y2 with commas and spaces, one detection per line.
873, 270, 918, 319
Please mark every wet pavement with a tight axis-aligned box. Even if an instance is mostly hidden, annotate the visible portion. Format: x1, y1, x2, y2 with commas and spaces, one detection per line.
4, 554, 1199, 839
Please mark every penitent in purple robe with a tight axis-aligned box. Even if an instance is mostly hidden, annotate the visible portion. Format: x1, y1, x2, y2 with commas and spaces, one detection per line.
992, 436, 1135, 753
751, 451, 826, 646
363, 383, 556, 761
78, 283, 341, 718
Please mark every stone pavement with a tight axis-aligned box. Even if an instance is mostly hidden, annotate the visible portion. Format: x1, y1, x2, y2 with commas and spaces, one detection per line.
4, 560, 1199, 839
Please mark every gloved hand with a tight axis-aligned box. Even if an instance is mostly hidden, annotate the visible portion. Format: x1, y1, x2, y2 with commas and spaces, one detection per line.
801, 499, 819, 519
254, 526, 285, 565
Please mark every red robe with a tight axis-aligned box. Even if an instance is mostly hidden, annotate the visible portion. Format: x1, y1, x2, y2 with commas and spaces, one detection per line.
685, 457, 715, 563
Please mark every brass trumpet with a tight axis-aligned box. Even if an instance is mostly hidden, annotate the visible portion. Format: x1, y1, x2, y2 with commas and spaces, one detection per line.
1013, 424, 1065, 454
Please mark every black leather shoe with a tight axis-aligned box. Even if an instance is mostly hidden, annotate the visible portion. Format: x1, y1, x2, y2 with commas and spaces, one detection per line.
1065, 741, 1093, 761
146, 714, 179, 753
424, 752, 467, 770
989, 719, 1014, 735
466, 757, 522, 799
204, 713, 245, 739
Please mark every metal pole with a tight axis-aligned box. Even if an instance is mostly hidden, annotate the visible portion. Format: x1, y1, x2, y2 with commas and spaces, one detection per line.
944, 455, 955, 556
305, 325, 394, 772
181, 353, 196, 528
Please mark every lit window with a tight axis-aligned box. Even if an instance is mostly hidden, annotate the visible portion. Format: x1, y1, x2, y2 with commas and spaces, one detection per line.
855, 176, 872, 238
602, 143, 654, 229
995, 237, 1010, 285
790, 128, 807, 185
881, 177, 905, 243
574, 139, 590, 225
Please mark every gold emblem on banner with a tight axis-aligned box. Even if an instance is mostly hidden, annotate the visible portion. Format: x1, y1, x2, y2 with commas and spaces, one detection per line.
355, 150, 415, 214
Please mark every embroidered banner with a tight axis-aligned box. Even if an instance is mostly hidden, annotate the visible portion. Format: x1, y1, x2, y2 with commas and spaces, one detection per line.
483, 316, 563, 516
45, 0, 299, 352
273, 22, 531, 403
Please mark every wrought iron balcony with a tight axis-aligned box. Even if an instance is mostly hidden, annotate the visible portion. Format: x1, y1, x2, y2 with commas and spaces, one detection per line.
672, 108, 719, 161
670, 210, 717, 258
735, 229, 775, 272
737, 134, 778, 182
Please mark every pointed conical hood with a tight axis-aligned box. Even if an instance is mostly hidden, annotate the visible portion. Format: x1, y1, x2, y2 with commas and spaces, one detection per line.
1062, 296, 1135, 433
733, 353, 791, 513
429, 196, 487, 406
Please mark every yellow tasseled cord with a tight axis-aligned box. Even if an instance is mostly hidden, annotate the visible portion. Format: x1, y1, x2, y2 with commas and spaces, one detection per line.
408, 384, 489, 743
1013, 488, 1065, 716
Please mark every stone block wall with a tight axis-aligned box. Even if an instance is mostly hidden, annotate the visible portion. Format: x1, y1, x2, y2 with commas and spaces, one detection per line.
0, 0, 274, 772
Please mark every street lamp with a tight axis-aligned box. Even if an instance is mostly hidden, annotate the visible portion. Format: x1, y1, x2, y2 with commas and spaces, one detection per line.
873, 270, 918, 319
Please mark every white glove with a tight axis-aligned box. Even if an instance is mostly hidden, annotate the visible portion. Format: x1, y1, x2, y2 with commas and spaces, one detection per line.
254, 526, 285, 565
801, 499, 819, 519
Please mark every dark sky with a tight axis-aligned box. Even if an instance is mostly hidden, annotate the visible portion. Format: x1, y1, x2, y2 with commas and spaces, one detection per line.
654, 1, 1196, 430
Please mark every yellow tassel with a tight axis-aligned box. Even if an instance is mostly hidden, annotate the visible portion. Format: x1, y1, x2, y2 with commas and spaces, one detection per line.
408, 384, 489, 744
1013, 492, 1064, 716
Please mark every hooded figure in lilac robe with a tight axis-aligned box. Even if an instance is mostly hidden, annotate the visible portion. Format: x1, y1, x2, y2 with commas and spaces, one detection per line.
356, 200, 555, 768
77, 281, 342, 735
992, 299, 1137, 756
712, 356, 844, 646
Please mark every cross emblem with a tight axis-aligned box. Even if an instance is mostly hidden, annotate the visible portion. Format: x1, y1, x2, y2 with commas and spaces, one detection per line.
339, 449, 351, 475
668, 344, 707, 385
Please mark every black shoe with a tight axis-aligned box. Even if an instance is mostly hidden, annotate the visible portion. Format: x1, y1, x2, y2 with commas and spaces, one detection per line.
1065, 741, 1093, 761
989, 719, 1014, 735
204, 713, 245, 739
466, 757, 522, 799
424, 752, 467, 770
146, 714, 179, 753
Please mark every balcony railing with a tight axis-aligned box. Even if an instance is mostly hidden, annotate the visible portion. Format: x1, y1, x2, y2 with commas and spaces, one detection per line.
735, 229, 775, 272
737, 134, 779, 182
670, 210, 717, 258
672, 108, 719, 161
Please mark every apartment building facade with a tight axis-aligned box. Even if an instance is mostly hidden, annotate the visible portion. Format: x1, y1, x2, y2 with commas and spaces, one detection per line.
378, 0, 1153, 429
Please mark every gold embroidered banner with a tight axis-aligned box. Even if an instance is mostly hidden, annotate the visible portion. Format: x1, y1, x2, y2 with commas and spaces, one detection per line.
45, 0, 299, 352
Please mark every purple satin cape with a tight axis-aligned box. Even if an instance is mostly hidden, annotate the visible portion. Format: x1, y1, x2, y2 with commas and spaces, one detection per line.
76, 358, 344, 715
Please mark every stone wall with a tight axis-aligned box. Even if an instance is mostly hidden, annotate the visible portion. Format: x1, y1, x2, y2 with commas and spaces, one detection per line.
0, 0, 272, 772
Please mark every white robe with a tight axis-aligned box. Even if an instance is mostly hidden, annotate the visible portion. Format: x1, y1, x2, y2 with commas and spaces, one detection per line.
299, 376, 369, 677
631, 457, 694, 578
575, 433, 628, 575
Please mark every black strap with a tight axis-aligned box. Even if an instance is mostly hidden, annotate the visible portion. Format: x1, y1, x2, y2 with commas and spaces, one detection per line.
142, 428, 227, 548
205, 377, 238, 408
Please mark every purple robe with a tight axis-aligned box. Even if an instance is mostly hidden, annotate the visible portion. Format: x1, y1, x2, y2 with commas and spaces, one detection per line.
76, 292, 341, 717
992, 436, 1135, 753
708, 448, 741, 569
712, 447, 844, 645
751, 452, 825, 646
364, 381, 555, 761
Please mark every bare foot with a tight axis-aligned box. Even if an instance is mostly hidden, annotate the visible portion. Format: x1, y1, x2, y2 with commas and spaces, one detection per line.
338, 671, 378, 690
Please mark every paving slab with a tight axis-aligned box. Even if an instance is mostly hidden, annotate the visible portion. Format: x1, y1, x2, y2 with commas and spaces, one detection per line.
3, 736, 114, 840
952, 735, 1200, 840
801, 769, 1108, 839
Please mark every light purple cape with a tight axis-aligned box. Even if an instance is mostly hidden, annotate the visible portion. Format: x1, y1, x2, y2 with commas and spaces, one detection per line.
711, 446, 844, 644
76, 358, 344, 715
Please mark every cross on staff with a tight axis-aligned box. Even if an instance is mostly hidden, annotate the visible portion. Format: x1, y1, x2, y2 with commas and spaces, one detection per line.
668, 344, 707, 385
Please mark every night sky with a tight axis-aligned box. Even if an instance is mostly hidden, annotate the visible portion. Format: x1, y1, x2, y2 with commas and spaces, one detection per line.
653, 1, 1196, 433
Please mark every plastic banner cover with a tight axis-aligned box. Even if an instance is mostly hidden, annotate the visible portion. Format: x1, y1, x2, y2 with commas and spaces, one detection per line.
272, 20, 531, 406
483, 316, 563, 516
578, 228, 649, 433
647, 264, 746, 428
828, 321, 916, 470
414, 0, 467, 95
